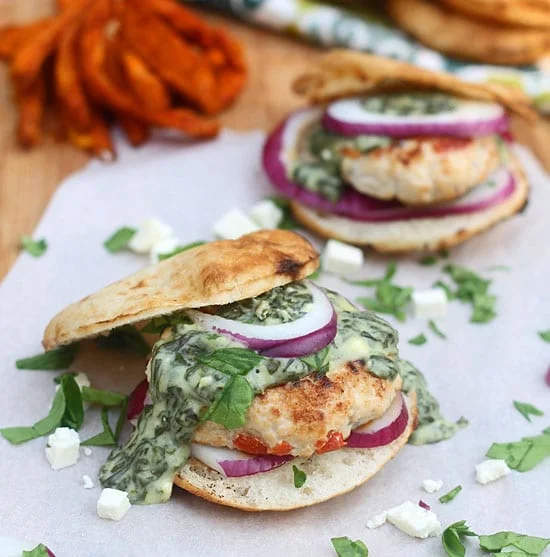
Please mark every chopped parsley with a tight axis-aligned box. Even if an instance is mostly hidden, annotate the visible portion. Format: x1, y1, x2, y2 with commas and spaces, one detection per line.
16, 345, 78, 370
103, 226, 136, 253
409, 333, 427, 346
486, 427, 550, 471
442, 520, 477, 557
331, 536, 368, 557
158, 241, 206, 261
292, 465, 307, 488
439, 485, 462, 504
513, 401, 544, 422
443, 264, 497, 323
197, 348, 264, 376
22, 545, 50, 557
428, 320, 446, 339
19, 235, 47, 257
538, 330, 550, 343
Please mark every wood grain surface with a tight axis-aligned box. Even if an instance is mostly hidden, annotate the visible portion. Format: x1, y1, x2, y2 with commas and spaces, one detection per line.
0, 1, 321, 280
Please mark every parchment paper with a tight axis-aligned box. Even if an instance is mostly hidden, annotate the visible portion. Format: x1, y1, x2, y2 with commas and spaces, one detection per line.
0, 131, 549, 557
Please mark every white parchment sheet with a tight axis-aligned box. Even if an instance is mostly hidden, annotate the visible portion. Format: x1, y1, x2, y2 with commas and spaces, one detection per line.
0, 131, 549, 557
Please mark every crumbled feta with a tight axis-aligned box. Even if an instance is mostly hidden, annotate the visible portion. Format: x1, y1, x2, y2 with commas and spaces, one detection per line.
128, 218, 175, 254
322, 239, 364, 275
366, 511, 388, 529
386, 501, 442, 538
82, 475, 94, 489
83, 447, 93, 457
97, 488, 131, 521
412, 289, 448, 319
213, 208, 259, 239
475, 459, 511, 485
249, 200, 283, 229
45, 427, 80, 470
150, 237, 180, 264
422, 479, 443, 493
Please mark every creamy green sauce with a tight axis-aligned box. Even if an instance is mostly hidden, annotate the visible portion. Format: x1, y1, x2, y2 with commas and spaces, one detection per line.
361, 93, 458, 116
99, 284, 462, 503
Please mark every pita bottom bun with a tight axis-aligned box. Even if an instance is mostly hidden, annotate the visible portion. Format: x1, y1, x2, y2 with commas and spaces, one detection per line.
175, 396, 416, 512
290, 157, 528, 254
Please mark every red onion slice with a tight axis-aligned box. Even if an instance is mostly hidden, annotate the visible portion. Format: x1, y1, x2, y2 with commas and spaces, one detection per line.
418, 500, 431, 511
263, 109, 517, 223
323, 97, 508, 138
187, 281, 337, 357
191, 443, 293, 477
127, 379, 150, 420
347, 392, 408, 448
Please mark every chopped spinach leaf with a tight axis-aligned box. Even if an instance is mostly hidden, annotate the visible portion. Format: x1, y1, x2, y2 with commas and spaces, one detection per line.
61, 374, 84, 430
433, 280, 455, 301
158, 241, 206, 261
485, 265, 511, 272
439, 485, 462, 504
22, 544, 50, 557
104, 226, 136, 253
96, 325, 150, 356
267, 196, 300, 230
513, 401, 544, 422
81, 387, 127, 407
81, 389, 128, 446
140, 313, 190, 335
331, 536, 368, 557
419, 255, 437, 266
300, 346, 330, 375
292, 465, 307, 488
479, 531, 550, 555
16, 345, 78, 370
538, 330, 550, 343
308, 268, 321, 280
486, 428, 550, 471
20, 235, 47, 257
409, 333, 427, 346
197, 348, 264, 376
201, 375, 254, 429
442, 521, 477, 557
428, 320, 446, 339
81, 407, 117, 446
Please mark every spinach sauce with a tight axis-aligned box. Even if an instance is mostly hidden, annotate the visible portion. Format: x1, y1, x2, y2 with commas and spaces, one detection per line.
361, 93, 458, 116
99, 284, 459, 503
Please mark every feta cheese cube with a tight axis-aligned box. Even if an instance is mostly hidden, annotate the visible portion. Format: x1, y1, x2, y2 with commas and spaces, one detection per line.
213, 208, 259, 240
83, 447, 93, 457
249, 200, 283, 229
366, 511, 387, 529
150, 237, 180, 264
82, 475, 94, 489
97, 488, 131, 521
128, 218, 175, 254
412, 289, 448, 319
322, 240, 364, 275
421, 479, 443, 493
475, 459, 511, 485
386, 501, 442, 538
45, 427, 80, 470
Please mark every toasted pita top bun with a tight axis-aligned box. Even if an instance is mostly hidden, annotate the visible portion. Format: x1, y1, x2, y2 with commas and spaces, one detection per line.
439, 0, 550, 29
176, 394, 417, 511
293, 50, 535, 120
386, 0, 550, 66
43, 230, 318, 351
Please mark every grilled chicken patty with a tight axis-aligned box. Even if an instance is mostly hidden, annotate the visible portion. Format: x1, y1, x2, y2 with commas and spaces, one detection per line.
341, 135, 501, 206
194, 360, 402, 458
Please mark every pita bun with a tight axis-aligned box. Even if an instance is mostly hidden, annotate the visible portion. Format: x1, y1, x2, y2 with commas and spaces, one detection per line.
386, 0, 550, 65
293, 50, 534, 120
290, 155, 528, 253
175, 394, 417, 511
43, 230, 318, 350
439, 0, 550, 29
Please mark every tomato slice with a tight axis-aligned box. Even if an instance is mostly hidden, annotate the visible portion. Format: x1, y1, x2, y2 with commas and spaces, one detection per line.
315, 431, 346, 454
233, 434, 268, 455
269, 441, 293, 456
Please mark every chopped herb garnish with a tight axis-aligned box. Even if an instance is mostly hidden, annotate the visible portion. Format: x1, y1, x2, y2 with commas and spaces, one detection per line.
140, 313, 190, 335
331, 536, 369, 557
201, 375, 254, 429
267, 196, 300, 230
22, 544, 50, 557
486, 428, 550, 471
428, 320, 446, 339
442, 521, 477, 557
81, 387, 127, 407
433, 280, 455, 301
443, 264, 496, 323
81, 407, 117, 446
197, 348, 263, 376
103, 226, 136, 253
300, 346, 330, 375
292, 465, 307, 488
409, 333, 427, 346
419, 255, 437, 266
513, 401, 544, 422
158, 241, 206, 261
20, 235, 47, 257
16, 345, 78, 370
479, 531, 550, 556
538, 330, 550, 343
96, 325, 150, 356
439, 485, 462, 504
80, 388, 128, 446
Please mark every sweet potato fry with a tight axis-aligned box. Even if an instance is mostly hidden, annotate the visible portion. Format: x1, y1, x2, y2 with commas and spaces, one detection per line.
57, 0, 73, 10
15, 74, 46, 148
79, 2, 219, 138
119, 50, 170, 112
54, 21, 92, 131
66, 115, 115, 161
118, 115, 150, 146
0, 19, 53, 61
119, 0, 220, 114
11, 0, 93, 91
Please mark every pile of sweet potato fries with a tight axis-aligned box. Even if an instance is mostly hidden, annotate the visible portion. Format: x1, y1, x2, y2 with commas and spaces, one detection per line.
0, 0, 247, 159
